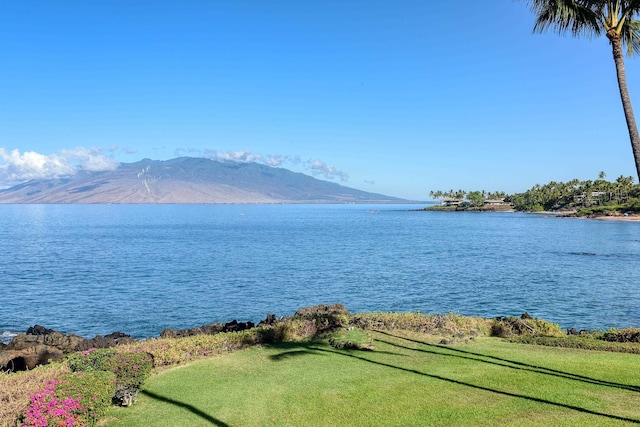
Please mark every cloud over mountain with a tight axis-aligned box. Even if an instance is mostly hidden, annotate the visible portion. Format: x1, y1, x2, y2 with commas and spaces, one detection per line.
308, 159, 349, 182
0, 157, 405, 204
0, 148, 119, 188
175, 147, 350, 182
1, 145, 354, 192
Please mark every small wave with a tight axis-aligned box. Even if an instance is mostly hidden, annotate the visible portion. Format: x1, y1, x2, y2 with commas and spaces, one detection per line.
569, 252, 597, 256
1, 330, 18, 345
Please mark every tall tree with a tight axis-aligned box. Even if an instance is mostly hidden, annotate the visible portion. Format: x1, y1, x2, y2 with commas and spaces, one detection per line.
523, 0, 640, 181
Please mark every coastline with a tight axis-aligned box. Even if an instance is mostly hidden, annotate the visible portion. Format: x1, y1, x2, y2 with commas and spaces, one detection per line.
422, 206, 640, 221
591, 214, 640, 221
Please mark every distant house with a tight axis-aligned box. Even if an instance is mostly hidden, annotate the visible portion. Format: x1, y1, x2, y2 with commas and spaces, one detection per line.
484, 199, 508, 206
441, 198, 463, 206
574, 192, 610, 203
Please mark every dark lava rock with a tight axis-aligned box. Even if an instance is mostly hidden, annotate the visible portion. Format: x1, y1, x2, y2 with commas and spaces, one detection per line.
223, 320, 255, 333
259, 314, 277, 326
294, 303, 350, 317
159, 320, 255, 339
76, 332, 134, 352
1, 328, 85, 372
1, 326, 136, 372
26, 325, 56, 335
105, 331, 131, 340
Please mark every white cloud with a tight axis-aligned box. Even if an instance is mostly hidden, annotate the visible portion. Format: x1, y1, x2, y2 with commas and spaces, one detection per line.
307, 159, 350, 182
176, 147, 352, 182
0, 147, 119, 189
210, 150, 264, 163
266, 155, 286, 167
61, 147, 120, 171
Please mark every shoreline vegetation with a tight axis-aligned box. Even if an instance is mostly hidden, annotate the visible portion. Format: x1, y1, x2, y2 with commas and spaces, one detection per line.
2, 304, 640, 426
426, 172, 640, 220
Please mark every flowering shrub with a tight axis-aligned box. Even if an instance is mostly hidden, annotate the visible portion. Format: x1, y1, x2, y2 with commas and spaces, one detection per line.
66, 348, 117, 373
104, 352, 153, 406
105, 352, 153, 390
65, 349, 153, 406
55, 371, 116, 425
19, 379, 81, 427
19, 371, 115, 427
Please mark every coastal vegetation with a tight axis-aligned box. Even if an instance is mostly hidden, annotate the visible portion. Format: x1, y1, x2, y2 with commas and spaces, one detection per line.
429, 190, 508, 207
428, 172, 640, 216
508, 173, 639, 213
2, 306, 640, 426
522, 0, 640, 182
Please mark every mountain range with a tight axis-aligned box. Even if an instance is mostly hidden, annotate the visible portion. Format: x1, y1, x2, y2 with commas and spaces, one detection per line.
0, 157, 408, 204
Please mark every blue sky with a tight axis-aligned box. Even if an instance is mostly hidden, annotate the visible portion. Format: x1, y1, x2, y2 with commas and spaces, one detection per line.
1, 1, 638, 200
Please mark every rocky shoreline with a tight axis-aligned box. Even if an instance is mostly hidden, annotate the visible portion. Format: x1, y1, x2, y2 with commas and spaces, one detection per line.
0, 316, 271, 373
4, 303, 637, 374
422, 205, 640, 220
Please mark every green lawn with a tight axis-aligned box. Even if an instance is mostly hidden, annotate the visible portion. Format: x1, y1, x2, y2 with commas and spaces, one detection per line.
103, 331, 640, 426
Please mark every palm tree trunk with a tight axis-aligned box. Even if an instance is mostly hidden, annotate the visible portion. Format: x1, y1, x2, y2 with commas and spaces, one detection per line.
610, 36, 640, 182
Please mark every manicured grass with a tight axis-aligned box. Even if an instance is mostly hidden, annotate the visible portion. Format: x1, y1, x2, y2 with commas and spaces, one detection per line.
103, 331, 640, 426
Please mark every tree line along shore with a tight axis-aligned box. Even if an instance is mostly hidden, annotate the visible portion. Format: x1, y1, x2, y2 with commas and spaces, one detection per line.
428, 173, 640, 218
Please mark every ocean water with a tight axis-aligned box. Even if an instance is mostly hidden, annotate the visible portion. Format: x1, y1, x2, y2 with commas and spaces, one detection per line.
1, 204, 639, 342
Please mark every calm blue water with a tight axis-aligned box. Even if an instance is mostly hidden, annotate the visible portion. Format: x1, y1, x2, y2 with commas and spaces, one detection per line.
1, 204, 639, 342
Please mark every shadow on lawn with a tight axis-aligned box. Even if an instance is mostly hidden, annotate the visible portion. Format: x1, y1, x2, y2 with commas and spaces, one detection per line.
268, 336, 640, 424
141, 389, 230, 427
375, 330, 640, 393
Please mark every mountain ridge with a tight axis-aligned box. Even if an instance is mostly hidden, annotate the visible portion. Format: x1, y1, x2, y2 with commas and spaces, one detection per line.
0, 157, 409, 204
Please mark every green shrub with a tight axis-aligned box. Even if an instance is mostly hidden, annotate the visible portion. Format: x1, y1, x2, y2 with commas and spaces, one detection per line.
352, 312, 490, 337
65, 348, 154, 407
293, 304, 350, 332
104, 352, 153, 390
624, 198, 640, 211
510, 335, 640, 354
328, 327, 374, 350
490, 316, 563, 337
600, 328, 640, 343
66, 348, 117, 372
257, 319, 318, 343
576, 205, 624, 216
104, 352, 153, 406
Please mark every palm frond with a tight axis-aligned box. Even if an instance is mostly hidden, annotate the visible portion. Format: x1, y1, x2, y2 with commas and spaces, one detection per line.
526, 0, 602, 36
623, 0, 640, 14
622, 19, 640, 55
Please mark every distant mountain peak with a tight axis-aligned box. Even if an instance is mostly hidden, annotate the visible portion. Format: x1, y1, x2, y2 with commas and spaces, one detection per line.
0, 157, 407, 204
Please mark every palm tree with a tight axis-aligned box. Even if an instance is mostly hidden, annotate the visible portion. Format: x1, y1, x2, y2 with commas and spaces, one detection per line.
429, 190, 444, 201
615, 174, 636, 201
523, 0, 640, 181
